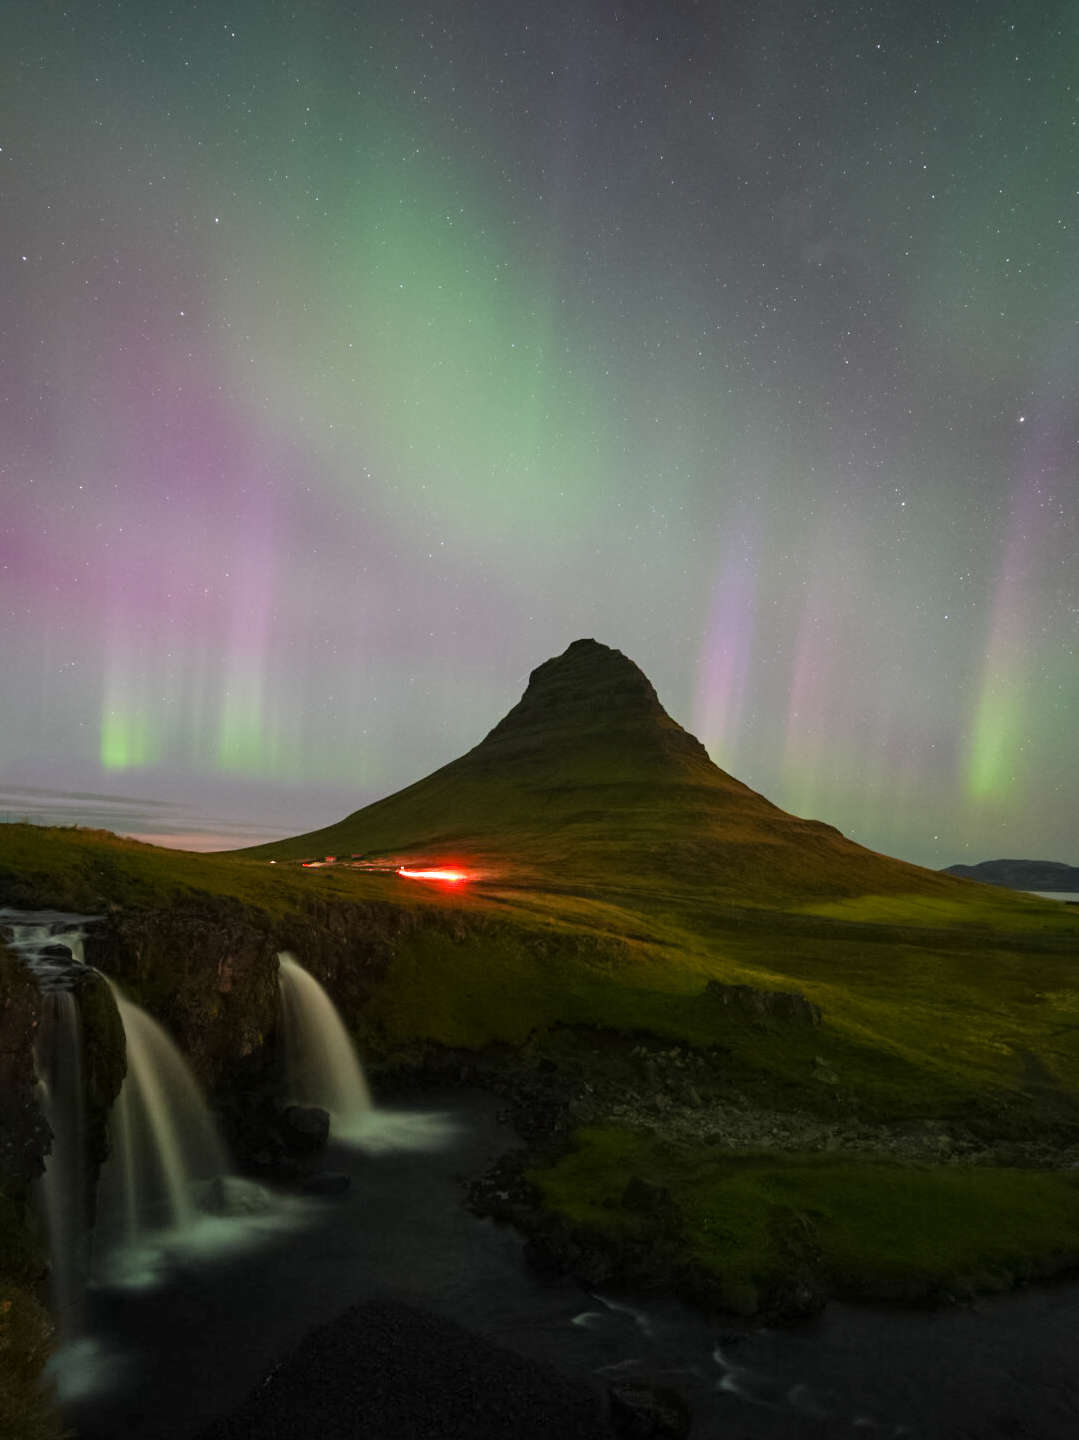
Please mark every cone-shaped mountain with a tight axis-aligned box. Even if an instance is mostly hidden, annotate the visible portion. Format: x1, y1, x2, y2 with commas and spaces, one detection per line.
250, 639, 959, 904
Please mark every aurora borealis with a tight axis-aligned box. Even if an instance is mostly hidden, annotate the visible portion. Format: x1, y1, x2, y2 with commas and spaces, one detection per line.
2, 1, 1076, 866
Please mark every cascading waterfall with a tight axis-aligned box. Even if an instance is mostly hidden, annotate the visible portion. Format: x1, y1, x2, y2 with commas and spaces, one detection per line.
277, 953, 372, 1137
35, 987, 87, 1339
2, 909, 94, 1337
98, 982, 230, 1249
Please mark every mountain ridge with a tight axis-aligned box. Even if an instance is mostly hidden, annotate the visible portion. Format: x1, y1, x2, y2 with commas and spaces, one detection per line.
943, 858, 1079, 891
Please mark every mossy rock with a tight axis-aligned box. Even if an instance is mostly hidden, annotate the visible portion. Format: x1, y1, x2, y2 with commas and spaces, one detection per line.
76, 969, 126, 1121
0, 1284, 66, 1440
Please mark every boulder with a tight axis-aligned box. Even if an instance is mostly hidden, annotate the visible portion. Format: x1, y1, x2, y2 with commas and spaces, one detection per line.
703, 979, 821, 1026
608, 1382, 692, 1438
198, 1175, 273, 1216
300, 1171, 351, 1196
278, 1104, 330, 1153
196, 1296, 611, 1439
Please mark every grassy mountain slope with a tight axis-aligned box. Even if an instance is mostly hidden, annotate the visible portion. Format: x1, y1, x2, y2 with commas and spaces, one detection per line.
241, 640, 1006, 912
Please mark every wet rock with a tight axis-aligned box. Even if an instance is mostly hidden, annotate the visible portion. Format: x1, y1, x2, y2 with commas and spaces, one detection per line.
300, 1171, 351, 1196
199, 1175, 274, 1216
278, 1104, 330, 1153
608, 1382, 691, 1439
0, 947, 50, 1187
85, 901, 281, 1096
73, 967, 127, 1206
249, 1148, 301, 1180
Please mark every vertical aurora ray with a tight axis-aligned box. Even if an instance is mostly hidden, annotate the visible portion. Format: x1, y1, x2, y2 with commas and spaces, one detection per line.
99, 608, 161, 772
966, 568, 1026, 802
215, 520, 278, 776
100, 708, 154, 771
966, 409, 1060, 802
779, 508, 863, 820
693, 527, 758, 774
774, 494, 914, 832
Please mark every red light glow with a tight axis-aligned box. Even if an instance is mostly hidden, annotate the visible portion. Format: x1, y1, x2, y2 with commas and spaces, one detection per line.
397, 867, 470, 883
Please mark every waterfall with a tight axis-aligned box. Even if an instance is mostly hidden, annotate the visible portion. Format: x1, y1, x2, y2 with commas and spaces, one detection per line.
3, 909, 94, 1338
98, 983, 230, 1248
35, 988, 87, 1339
277, 953, 372, 1137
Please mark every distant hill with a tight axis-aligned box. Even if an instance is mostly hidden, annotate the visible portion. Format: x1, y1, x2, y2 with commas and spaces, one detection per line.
242, 638, 970, 907
942, 859, 1079, 891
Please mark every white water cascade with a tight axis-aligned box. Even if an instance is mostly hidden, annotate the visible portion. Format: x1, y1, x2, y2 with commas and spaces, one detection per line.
277, 953, 372, 1137
98, 983, 230, 1249
2, 909, 93, 1337
35, 988, 88, 1338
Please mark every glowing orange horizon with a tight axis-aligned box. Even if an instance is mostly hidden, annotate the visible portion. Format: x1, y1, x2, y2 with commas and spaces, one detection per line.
397, 866, 471, 883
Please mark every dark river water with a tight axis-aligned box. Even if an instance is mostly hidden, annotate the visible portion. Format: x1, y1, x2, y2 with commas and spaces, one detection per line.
59, 1092, 1079, 1440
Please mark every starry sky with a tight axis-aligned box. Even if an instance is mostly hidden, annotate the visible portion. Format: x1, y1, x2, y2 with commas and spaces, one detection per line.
2, 0, 1076, 866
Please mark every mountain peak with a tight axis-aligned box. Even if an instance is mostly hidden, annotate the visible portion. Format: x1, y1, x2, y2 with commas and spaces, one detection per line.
248, 637, 956, 908
494, 638, 663, 725
469, 639, 713, 778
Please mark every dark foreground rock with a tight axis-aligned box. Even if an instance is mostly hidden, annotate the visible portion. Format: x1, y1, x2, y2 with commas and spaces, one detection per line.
279, 1103, 330, 1152
198, 1295, 616, 1440
609, 1382, 692, 1438
299, 1170, 351, 1195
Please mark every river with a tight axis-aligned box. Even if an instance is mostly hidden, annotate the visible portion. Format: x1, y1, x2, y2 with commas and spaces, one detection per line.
59, 1091, 1079, 1440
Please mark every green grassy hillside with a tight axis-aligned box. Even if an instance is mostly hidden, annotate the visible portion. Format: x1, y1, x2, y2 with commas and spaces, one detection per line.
3, 815, 1077, 1131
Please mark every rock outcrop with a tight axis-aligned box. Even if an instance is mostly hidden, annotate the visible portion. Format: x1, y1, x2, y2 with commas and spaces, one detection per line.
0, 946, 50, 1197
0, 946, 59, 1440
702, 978, 822, 1026
197, 1295, 614, 1440
85, 899, 280, 1094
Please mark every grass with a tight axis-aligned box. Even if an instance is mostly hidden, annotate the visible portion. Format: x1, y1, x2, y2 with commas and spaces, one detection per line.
3, 823, 1079, 1131
531, 1127, 1079, 1309
795, 890, 1079, 935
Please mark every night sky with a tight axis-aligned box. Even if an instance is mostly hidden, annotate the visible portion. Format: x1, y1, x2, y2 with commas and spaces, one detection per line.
2, 1, 1076, 866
